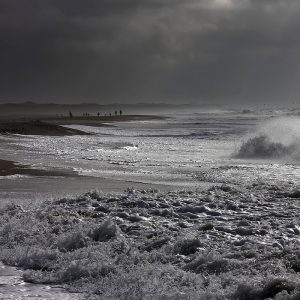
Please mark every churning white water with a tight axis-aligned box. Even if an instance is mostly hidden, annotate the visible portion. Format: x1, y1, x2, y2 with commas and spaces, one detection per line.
236, 117, 300, 161
1, 110, 300, 186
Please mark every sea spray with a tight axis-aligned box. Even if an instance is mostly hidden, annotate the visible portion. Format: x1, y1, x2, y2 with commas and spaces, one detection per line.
236, 135, 292, 158
235, 117, 300, 160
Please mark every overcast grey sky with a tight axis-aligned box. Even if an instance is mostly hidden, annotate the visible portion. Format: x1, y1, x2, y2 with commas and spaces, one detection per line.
0, 0, 300, 106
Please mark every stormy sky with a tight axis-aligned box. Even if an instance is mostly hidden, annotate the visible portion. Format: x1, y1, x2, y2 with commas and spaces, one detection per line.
1, 0, 300, 106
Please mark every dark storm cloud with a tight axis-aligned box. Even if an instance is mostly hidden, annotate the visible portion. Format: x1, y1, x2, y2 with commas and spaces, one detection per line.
1, 0, 300, 105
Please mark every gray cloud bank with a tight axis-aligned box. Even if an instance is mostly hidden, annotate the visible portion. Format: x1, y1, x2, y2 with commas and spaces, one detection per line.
1, 0, 300, 105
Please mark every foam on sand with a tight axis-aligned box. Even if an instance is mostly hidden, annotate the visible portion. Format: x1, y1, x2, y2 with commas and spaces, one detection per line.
1, 184, 299, 298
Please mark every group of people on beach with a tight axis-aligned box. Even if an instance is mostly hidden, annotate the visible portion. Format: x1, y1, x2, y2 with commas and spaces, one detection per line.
101, 110, 123, 117
68, 110, 123, 118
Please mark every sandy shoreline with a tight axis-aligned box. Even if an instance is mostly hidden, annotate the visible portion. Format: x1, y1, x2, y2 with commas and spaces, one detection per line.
0, 115, 165, 136
43, 114, 165, 126
0, 174, 186, 208
0, 158, 187, 208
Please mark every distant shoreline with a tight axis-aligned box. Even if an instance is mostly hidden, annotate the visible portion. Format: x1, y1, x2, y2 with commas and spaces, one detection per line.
43, 114, 165, 126
0, 101, 217, 117
0, 115, 165, 136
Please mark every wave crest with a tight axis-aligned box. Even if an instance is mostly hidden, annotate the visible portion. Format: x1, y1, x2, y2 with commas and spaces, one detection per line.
235, 117, 300, 160
235, 135, 293, 159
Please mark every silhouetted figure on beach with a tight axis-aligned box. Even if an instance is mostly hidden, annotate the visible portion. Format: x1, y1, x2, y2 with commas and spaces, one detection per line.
109, 113, 112, 117
97, 112, 100, 117
69, 111, 73, 118
115, 111, 117, 116
120, 110, 122, 116
105, 113, 107, 117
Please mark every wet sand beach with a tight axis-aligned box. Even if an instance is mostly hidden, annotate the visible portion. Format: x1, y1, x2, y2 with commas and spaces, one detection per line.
0, 157, 184, 209
0, 172, 184, 208
0, 115, 165, 136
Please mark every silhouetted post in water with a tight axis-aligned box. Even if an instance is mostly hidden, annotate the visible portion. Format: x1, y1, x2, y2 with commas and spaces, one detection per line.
120, 110, 122, 116
69, 111, 73, 118
115, 111, 117, 116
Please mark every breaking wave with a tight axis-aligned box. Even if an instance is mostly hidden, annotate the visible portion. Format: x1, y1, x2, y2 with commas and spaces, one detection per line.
235, 135, 294, 158
235, 117, 300, 160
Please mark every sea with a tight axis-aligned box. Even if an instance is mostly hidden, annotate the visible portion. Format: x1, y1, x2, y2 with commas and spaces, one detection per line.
1, 108, 300, 188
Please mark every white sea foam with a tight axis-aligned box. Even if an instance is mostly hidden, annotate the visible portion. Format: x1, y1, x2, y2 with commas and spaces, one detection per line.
1, 185, 300, 298
122, 145, 138, 150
